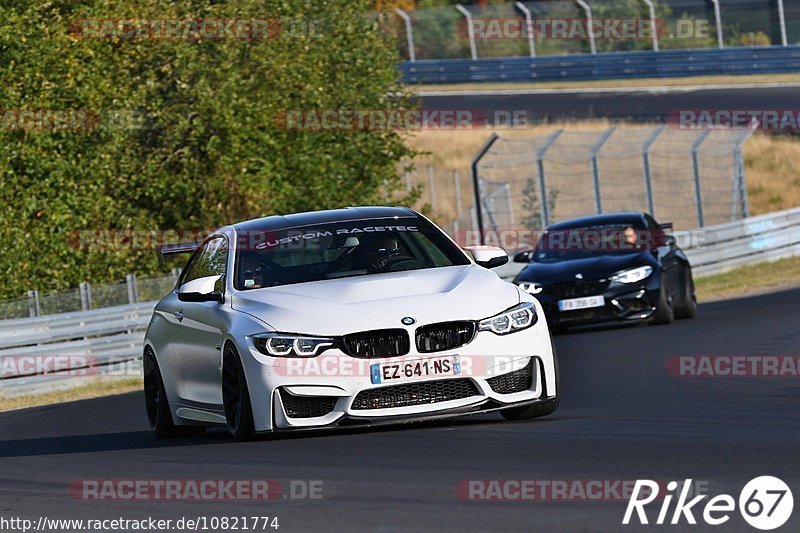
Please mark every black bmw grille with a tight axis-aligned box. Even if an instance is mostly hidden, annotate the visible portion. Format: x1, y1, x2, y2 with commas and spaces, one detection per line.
415, 321, 477, 353
351, 379, 480, 410
486, 360, 534, 394
279, 389, 338, 418
550, 279, 610, 298
341, 329, 410, 358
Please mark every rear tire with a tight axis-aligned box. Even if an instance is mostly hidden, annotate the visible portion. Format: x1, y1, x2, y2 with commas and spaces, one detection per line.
144, 349, 204, 438
222, 344, 256, 441
674, 270, 697, 319
650, 280, 674, 325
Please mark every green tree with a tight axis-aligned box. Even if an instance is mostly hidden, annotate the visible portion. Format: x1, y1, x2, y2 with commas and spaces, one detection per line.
0, 0, 417, 299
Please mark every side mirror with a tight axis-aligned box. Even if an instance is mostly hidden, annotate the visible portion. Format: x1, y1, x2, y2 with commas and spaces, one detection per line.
464, 246, 509, 269
513, 250, 534, 263
178, 275, 224, 303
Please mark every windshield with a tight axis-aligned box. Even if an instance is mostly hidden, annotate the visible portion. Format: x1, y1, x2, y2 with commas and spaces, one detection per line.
532, 224, 652, 263
234, 217, 470, 289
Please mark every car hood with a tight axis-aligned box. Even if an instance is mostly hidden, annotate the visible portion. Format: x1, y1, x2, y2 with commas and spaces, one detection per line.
232, 265, 519, 335
516, 252, 656, 284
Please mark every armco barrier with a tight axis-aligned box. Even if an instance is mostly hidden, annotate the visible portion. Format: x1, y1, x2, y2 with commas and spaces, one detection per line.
0, 302, 154, 395
401, 46, 800, 84
683, 206, 800, 275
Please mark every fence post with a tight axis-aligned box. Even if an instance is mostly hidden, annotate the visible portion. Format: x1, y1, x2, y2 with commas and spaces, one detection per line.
691, 130, 712, 227
590, 127, 616, 214
710, 0, 724, 49
79, 282, 92, 311
427, 165, 437, 212
777, 0, 788, 47
27, 290, 40, 318
734, 125, 756, 219
641, 0, 659, 51
575, 0, 597, 54
641, 124, 666, 217
394, 8, 416, 61
126, 274, 139, 304
536, 130, 563, 228
514, 2, 536, 58
456, 4, 478, 60
471, 133, 499, 244
453, 170, 463, 215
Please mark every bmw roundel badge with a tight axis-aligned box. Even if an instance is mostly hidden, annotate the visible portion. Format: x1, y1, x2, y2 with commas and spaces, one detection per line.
401, 317, 416, 325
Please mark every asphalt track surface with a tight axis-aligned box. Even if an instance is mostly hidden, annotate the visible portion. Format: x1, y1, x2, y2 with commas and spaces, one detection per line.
417, 85, 800, 123
1, 287, 799, 532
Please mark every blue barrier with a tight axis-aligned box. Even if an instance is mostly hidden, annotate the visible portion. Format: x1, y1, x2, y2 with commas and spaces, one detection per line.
401, 46, 800, 84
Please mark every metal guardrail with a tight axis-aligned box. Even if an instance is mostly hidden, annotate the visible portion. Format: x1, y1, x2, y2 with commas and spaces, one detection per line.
683, 206, 800, 275
0, 302, 155, 394
401, 46, 800, 84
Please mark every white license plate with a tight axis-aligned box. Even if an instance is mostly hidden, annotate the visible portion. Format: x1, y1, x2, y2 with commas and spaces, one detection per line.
370, 356, 461, 385
558, 295, 605, 311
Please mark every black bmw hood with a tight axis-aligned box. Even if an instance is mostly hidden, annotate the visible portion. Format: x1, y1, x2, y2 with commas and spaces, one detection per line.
515, 252, 656, 283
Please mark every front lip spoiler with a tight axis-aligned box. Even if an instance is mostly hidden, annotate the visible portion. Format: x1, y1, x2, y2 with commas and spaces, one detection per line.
258, 395, 557, 434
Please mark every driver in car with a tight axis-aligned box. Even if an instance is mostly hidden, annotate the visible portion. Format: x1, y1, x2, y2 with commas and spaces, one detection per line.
362, 234, 404, 273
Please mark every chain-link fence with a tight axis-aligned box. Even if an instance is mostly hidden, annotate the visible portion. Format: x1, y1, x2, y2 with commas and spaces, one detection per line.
0, 272, 178, 320
386, 0, 800, 61
431, 125, 754, 245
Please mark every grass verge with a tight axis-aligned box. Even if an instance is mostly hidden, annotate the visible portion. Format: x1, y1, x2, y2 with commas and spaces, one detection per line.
0, 377, 140, 412
412, 73, 800, 93
695, 255, 800, 302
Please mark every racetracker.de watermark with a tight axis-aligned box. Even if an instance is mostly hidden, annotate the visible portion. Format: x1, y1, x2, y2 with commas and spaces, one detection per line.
454, 228, 707, 251
458, 18, 661, 40
0, 109, 146, 132
69, 479, 324, 501
668, 109, 800, 131
454, 479, 686, 501
68, 18, 321, 41
666, 355, 800, 377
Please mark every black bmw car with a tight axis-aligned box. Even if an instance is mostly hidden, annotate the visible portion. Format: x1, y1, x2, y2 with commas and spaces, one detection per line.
512, 212, 696, 332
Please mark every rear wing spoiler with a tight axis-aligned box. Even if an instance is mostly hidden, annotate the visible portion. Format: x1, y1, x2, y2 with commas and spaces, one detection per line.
160, 242, 199, 256
658, 222, 673, 232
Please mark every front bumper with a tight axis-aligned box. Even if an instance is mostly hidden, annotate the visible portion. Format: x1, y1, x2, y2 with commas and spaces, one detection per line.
532, 279, 660, 328
241, 321, 558, 432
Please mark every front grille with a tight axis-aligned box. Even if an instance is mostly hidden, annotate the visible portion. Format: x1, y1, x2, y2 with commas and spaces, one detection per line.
341, 329, 410, 358
351, 378, 480, 410
279, 389, 338, 418
415, 321, 477, 353
487, 360, 534, 394
550, 279, 609, 298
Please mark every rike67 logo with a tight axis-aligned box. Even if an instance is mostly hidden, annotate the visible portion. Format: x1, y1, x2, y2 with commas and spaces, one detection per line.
623, 476, 793, 530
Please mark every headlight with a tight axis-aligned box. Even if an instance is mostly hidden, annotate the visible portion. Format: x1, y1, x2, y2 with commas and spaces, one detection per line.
517, 281, 543, 294
252, 333, 334, 357
478, 302, 537, 335
611, 265, 653, 284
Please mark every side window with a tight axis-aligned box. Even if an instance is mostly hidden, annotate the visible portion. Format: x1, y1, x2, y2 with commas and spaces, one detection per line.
181, 236, 229, 287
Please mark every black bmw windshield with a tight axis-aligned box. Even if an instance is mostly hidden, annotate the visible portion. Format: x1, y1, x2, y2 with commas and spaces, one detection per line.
234, 217, 470, 289
532, 224, 653, 263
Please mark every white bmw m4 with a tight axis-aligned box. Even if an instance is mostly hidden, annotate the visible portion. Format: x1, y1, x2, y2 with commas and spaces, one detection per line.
143, 207, 559, 439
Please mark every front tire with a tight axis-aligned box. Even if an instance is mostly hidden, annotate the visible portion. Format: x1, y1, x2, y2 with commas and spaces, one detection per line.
222, 344, 256, 441
650, 279, 674, 325
674, 270, 697, 319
